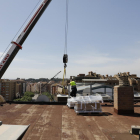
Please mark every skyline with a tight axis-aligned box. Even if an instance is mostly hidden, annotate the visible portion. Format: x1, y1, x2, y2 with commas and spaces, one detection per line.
0, 0, 140, 79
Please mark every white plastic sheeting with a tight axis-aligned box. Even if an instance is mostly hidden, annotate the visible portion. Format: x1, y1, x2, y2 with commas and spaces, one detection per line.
67, 95, 103, 113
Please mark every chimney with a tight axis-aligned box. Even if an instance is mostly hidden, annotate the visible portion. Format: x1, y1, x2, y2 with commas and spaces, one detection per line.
79, 74, 85, 77
126, 72, 130, 76
106, 74, 108, 77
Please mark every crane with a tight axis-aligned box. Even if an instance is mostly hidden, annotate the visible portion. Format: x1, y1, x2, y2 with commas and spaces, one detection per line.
0, 0, 52, 78
50, 71, 61, 81
40, 71, 61, 91
39, 71, 61, 101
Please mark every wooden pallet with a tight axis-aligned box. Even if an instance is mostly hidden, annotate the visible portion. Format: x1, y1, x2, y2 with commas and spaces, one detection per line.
67, 104, 74, 109
75, 110, 102, 115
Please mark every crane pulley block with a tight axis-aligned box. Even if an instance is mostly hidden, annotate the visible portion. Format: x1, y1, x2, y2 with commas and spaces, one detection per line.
63, 54, 68, 64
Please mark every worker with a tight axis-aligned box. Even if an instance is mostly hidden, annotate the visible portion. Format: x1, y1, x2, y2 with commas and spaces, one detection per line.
69, 79, 77, 97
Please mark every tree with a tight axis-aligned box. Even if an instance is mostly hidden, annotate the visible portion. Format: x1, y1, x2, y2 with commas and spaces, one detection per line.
14, 92, 34, 102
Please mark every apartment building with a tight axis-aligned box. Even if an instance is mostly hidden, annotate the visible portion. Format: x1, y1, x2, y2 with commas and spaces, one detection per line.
115, 72, 140, 91
71, 71, 140, 91
31, 83, 36, 93
0, 80, 16, 101
73, 71, 118, 86
41, 82, 48, 93
45, 81, 55, 93
26, 81, 55, 93
11, 79, 26, 96
16, 83, 20, 98
73, 71, 100, 82
26, 83, 31, 92
26, 82, 40, 93
102, 75, 119, 86
0, 79, 26, 101
51, 83, 60, 95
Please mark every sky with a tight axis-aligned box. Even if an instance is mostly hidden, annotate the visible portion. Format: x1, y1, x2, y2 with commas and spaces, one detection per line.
0, 0, 140, 79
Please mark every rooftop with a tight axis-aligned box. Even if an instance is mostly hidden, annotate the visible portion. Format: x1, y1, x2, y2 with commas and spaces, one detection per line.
0, 103, 140, 140
82, 79, 107, 81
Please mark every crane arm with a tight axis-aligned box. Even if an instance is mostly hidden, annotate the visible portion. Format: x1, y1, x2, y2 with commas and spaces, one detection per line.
50, 71, 61, 80
41, 71, 61, 89
0, 0, 52, 79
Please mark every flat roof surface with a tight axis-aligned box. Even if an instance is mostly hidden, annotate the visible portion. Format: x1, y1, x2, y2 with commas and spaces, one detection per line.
0, 103, 140, 140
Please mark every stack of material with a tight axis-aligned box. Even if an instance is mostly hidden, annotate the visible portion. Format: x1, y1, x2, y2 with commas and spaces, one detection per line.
74, 102, 102, 113
67, 97, 82, 108
57, 87, 68, 95
67, 96, 103, 114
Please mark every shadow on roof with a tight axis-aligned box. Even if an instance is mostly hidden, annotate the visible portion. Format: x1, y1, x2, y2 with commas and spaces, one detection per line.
101, 104, 114, 107
77, 112, 113, 116
119, 112, 140, 117
134, 105, 140, 107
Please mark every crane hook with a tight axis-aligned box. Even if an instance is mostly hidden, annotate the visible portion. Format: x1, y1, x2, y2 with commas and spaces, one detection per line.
63, 54, 68, 68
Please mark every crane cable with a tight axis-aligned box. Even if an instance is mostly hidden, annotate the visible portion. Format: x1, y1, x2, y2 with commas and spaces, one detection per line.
64, 0, 69, 55
62, 0, 69, 94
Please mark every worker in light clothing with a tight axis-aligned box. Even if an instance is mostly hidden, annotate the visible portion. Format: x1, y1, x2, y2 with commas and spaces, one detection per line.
69, 79, 77, 97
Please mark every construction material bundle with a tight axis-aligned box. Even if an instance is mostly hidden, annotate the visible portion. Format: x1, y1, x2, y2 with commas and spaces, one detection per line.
67, 96, 103, 114
67, 97, 79, 108
57, 87, 68, 95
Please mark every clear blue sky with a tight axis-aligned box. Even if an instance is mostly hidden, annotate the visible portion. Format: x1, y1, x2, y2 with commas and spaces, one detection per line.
0, 0, 140, 79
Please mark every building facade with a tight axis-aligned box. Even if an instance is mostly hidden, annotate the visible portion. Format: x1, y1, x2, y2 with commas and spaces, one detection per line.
0, 79, 26, 101
71, 71, 140, 92
0, 80, 16, 101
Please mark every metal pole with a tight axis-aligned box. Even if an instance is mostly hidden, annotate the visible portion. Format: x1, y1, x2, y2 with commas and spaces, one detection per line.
112, 87, 114, 100
90, 84, 92, 95
40, 83, 41, 94
104, 87, 106, 94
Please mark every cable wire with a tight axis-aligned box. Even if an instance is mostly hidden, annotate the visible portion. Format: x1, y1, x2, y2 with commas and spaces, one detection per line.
64, 0, 69, 54
63, 0, 69, 85
0, 0, 42, 61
